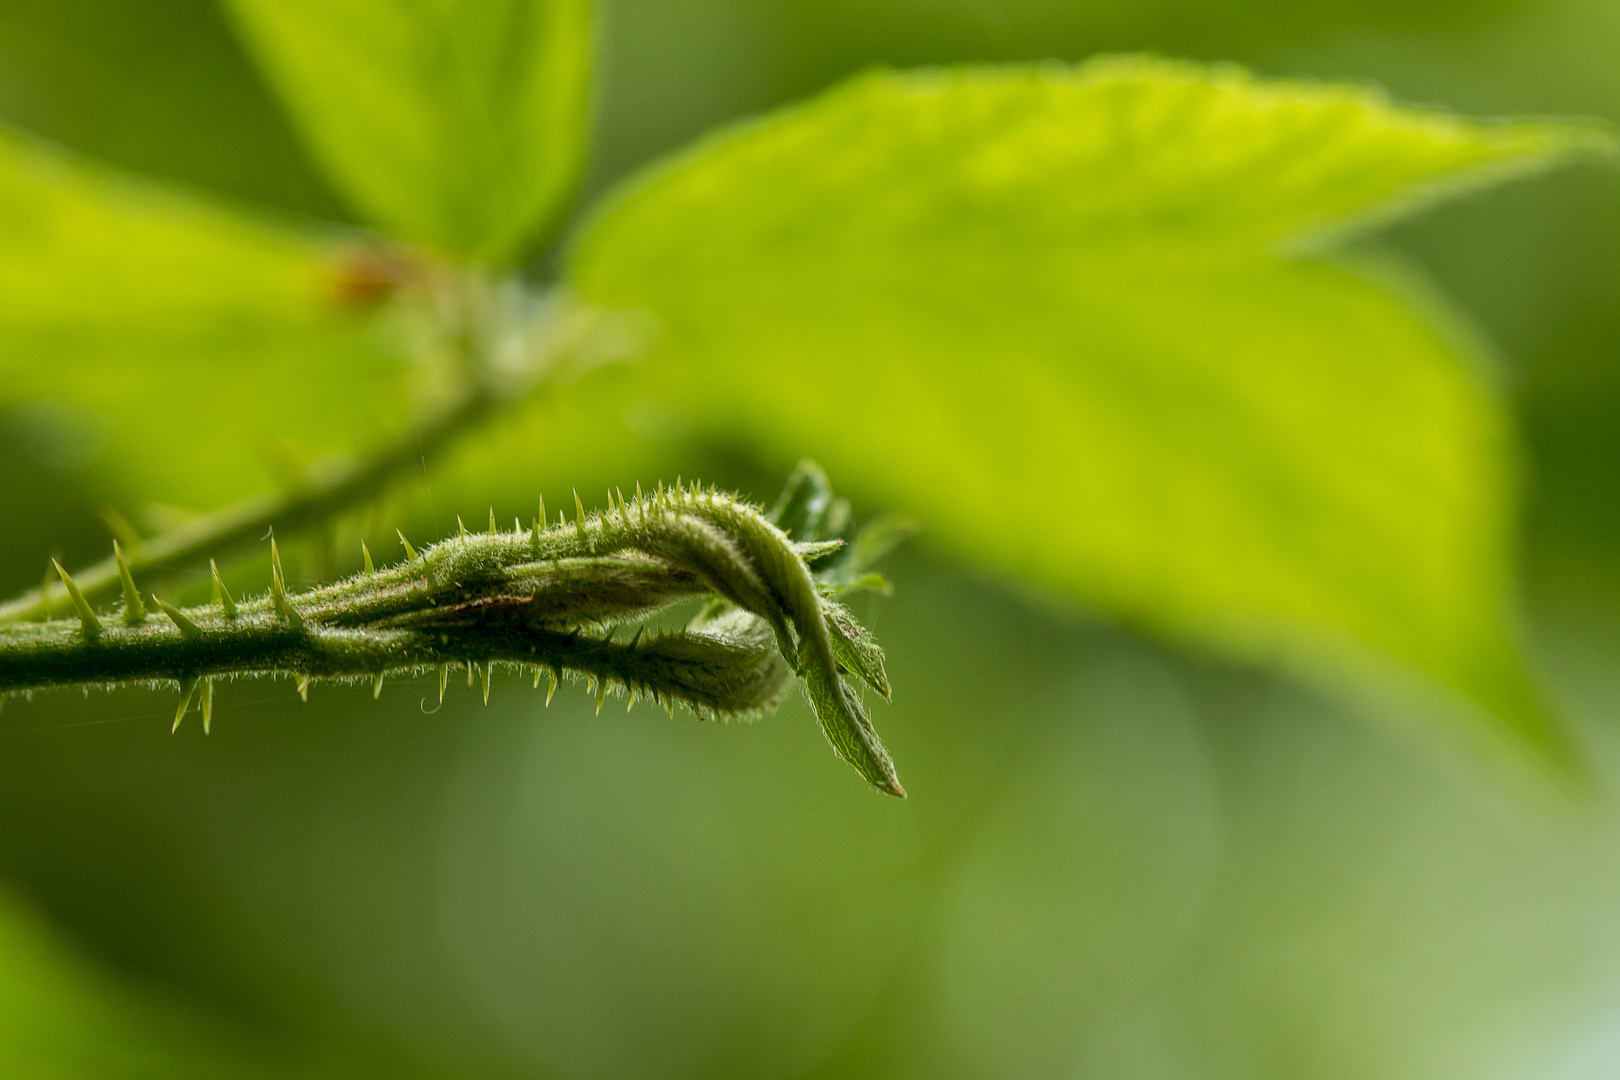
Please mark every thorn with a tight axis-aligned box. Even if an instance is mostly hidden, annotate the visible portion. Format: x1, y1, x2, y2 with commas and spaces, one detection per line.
438, 663, 449, 704
489, 508, 498, 534
546, 667, 559, 705
153, 596, 202, 638
572, 489, 587, 542
270, 532, 285, 582
457, 515, 469, 537
537, 494, 546, 535
663, 696, 674, 718
296, 674, 309, 702
173, 676, 198, 732
466, 660, 475, 689
270, 566, 305, 629
210, 560, 237, 617
480, 662, 491, 705
372, 672, 384, 699
397, 530, 418, 561
596, 679, 606, 715
361, 539, 374, 573
52, 560, 103, 637
627, 691, 636, 713
202, 677, 214, 734
112, 540, 145, 626
514, 517, 521, 534
628, 627, 644, 649
533, 667, 541, 689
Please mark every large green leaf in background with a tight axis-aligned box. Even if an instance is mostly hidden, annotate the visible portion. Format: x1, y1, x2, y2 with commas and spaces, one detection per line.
0, 126, 400, 514
572, 57, 1612, 766
223, 0, 594, 264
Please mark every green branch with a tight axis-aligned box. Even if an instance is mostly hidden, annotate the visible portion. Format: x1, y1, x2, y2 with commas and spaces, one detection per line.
0, 281, 637, 626
0, 474, 907, 797
0, 386, 494, 625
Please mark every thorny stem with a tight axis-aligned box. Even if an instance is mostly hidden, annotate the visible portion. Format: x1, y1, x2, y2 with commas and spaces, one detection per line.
0, 278, 634, 625
0, 387, 494, 625
0, 475, 909, 797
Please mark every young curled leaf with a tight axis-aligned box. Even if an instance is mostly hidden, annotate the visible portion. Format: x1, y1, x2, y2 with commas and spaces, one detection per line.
770, 459, 835, 540
846, 513, 920, 573
792, 539, 845, 562
820, 573, 893, 599
823, 598, 891, 701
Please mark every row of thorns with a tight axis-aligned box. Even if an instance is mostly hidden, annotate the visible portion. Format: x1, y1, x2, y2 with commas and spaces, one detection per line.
16, 466, 911, 795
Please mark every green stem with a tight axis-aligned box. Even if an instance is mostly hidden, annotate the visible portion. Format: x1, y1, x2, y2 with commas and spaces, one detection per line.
0, 615, 788, 719
0, 482, 905, 796
0, 280, 631, 625
0, 386, 495, 625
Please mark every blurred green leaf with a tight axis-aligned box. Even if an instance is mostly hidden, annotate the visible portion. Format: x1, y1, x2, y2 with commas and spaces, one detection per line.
571, 56, 1613, 764
0, 125, 404, 513
0, 0, 345, 220
0, 884, 292, 1078
224, 0, 594, 263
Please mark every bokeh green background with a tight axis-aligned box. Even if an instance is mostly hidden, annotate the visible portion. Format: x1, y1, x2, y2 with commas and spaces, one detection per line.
3, 1, 1620, 1077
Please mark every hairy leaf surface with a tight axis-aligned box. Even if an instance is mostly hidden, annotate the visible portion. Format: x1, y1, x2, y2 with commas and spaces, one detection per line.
224, 0, 593, 263
571, 57, 1614, 765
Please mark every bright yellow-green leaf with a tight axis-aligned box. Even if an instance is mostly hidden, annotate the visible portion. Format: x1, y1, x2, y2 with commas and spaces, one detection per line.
570, 57, 1615, 766
224, 0, 594, 264
0, 125, 404, 512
